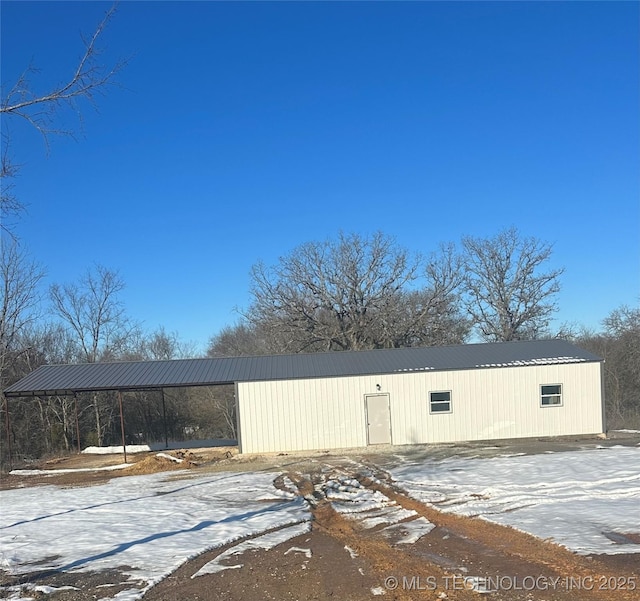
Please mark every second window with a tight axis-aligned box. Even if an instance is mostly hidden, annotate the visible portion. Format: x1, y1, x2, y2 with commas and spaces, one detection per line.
430, 391, 452, 413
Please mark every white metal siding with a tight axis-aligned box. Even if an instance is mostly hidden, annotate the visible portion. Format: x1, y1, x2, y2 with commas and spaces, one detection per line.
237, 377, 368, 453
237, 362, 603, 454
389, 362, 603, 445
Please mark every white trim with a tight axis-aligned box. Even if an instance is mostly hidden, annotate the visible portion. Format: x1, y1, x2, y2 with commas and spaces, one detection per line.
429, 390, 452, 414
540, 383, 563, 407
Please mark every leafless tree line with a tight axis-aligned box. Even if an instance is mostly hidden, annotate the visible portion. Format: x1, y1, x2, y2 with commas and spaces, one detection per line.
209, 228, 564, 356
577, 305, 640, 430
1, 263, 236, 466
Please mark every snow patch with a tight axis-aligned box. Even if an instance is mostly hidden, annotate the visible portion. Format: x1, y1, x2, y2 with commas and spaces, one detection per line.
463, 576, 493, 593
475, 356, 585, 368
284, 546, 312, 558
192, 522, 311, 577
381, 517, 436, 544
154, 453, 182, 463
10, 464, 129, 476
325, 476, 393, 514
83, 445, 152, 455
393, 446, 640, 555
360, 506, 417, 529
1, 583, 80, 601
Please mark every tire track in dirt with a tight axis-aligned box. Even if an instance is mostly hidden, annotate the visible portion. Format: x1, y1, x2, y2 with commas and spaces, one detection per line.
286, 463, 639, 601
287, 470, 466, 601
357, 458, 640, 589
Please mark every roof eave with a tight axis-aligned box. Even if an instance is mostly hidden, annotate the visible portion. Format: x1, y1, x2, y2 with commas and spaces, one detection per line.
3, 380, 238, 398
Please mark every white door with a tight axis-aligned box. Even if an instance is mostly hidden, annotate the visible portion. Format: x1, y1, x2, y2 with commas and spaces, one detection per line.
365, 394, 391, 445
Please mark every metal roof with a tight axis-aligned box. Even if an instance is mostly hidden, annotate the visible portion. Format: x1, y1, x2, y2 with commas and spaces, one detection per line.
3, 339, 601, 397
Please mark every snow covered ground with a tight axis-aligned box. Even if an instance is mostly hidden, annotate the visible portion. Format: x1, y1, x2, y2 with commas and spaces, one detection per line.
0, 470, 310, 601
391, 445, 640, 555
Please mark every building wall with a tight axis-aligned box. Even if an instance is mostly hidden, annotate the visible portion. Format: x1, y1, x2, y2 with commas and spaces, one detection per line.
236, 361, 604, 454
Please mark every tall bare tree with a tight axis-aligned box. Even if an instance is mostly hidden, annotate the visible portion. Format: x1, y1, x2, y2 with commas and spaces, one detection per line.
50, 265, 130, 363
246, 232, 468, 353
602, 305, 640, 427
462, 227, 564, 342
247, 232, 415, 352
50, 265, 131, 444
0, 239, 45, 389
0, 240, 45, 467
0, 3, 125, 233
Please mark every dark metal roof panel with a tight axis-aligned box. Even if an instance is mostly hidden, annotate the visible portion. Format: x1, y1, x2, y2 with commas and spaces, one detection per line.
3, 339, 601, 397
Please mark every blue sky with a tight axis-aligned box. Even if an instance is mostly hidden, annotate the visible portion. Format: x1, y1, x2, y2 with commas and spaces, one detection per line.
2, 1, 638, 352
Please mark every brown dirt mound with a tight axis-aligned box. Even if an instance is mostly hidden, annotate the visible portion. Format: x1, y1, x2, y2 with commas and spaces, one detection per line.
124, 453, 197, 475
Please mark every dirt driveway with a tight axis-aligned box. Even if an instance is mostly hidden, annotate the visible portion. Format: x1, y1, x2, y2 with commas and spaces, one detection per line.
1, 434, 639, 601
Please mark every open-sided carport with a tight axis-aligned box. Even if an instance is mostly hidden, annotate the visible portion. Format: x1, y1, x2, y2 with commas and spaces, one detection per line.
2, 355, 256, 466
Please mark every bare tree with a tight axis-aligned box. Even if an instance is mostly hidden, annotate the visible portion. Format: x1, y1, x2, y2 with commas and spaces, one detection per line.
461, 227, 564, 341
144, 327, 196, 361
373, 243, 470, 348
0, 240, 45, 468
603, 304, 640, 339
49, 265, 132, 444
50, 265, 131, 363
245, 232, 468, 353
202, 386, 237, 439
0, 322, 87, 466
1, 3, 123, 142
0, 239, 45, 389
582, 304, 640, 428
247, 232, 417, 352
120, 327, 196, 362
207, 322, 281, 358
0, 3, 125, 233
0, 133, 23, 232
576, 305, 640, 429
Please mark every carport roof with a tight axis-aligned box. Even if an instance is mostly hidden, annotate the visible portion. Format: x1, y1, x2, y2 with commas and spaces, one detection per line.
3, 339, 601, 397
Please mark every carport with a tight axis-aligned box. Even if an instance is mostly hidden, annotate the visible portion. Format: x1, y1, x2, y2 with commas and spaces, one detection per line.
2, 356, 252, 467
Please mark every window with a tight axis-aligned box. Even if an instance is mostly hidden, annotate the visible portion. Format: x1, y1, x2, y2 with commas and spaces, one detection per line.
430, 391, 452, 413
541, 384, 562, 407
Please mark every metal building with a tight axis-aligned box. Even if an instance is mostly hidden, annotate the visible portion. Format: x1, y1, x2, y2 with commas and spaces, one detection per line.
3, 339, 604, 454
